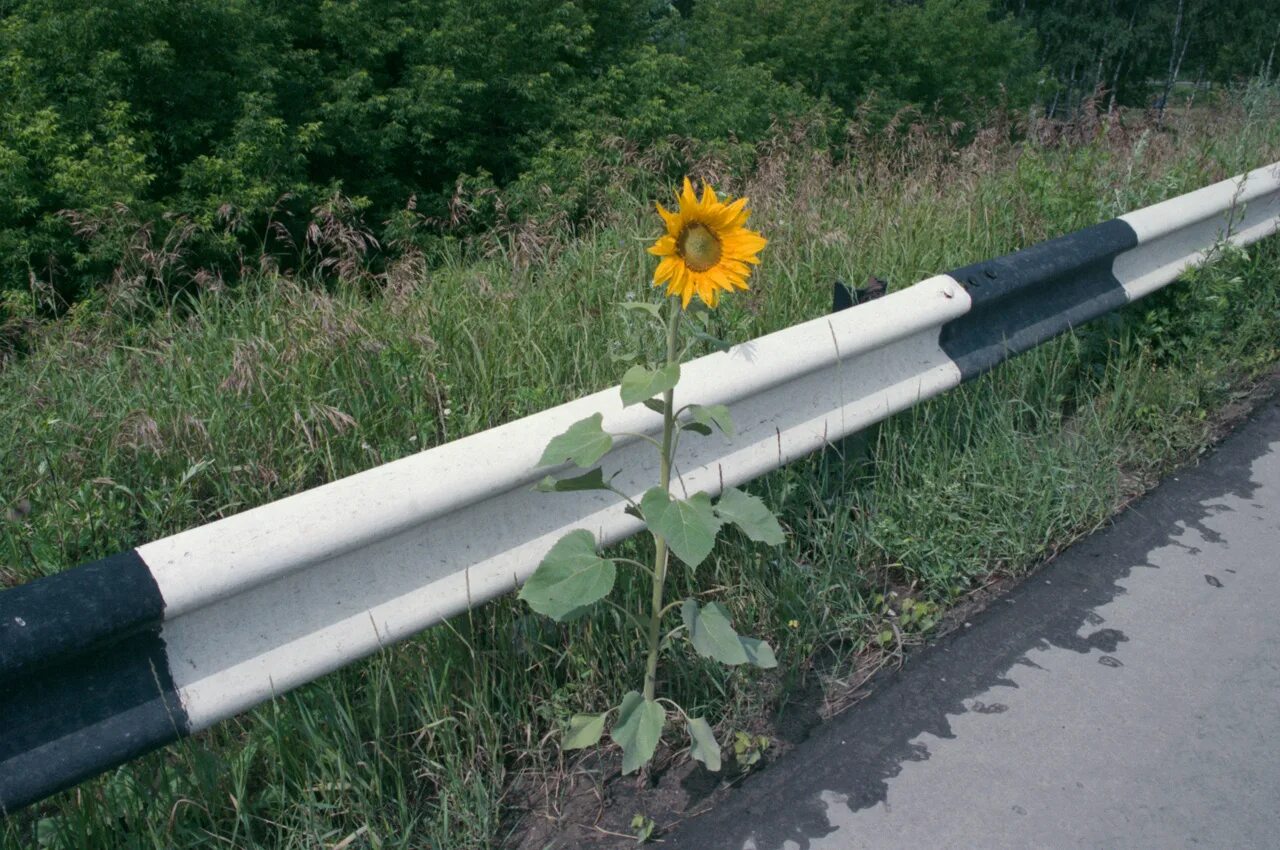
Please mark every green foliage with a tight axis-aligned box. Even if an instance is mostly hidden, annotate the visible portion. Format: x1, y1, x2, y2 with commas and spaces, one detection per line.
994, 0, 1280, 117
630, 812, 657, 843
738, 636, 778, 669
731, 731, 770, 769
521, 296, 783, 775
564, 712, 608, 750
687, 403, 736, 438
686, 717, 722, 772
620, 363, 681, 407
12, 0, 1270, 312
537, 414, 614, 468
689, 0, 1037, 128
0, 0, 318, 299
517, 529, 616, 621
0, 0, 818, 301
683, 600, 749, 665
714, 487, 786, 545
611, 691, 665, 775
534, 467, 612, 493
3, 86, 1280, 846
640, 488, 721, 568
506, 40, 821, 222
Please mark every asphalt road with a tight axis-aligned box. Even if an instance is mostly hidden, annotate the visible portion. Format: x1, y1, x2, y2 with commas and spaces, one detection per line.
667, 397, 1280, 850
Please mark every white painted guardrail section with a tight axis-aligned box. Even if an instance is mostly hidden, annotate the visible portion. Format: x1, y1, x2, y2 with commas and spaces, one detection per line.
156, 276, 970, 729
140, 162, 1280, 730
1116, 163, 1280, 299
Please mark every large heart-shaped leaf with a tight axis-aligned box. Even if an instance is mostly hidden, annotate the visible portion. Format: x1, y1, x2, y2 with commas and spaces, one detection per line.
564, 712, 607, 750
641, 488, 721, 567
537, 413, 613, 468
682, 599, 749, 665
686, 717, 722, 772
612, 691, 665, 774
518, 530, 615, 621
714, 487, 785, 545
620, 363, 681, 407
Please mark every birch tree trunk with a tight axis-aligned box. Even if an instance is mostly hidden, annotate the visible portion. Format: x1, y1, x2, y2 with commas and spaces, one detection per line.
1158, 0, 1187, 127
1108, 2, 1142, 114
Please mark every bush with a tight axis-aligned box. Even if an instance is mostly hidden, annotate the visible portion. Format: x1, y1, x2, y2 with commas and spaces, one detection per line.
687, 0, 1037, 130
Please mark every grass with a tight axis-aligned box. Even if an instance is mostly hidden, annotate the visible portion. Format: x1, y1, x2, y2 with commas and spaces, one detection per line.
3, 83, 1280, 848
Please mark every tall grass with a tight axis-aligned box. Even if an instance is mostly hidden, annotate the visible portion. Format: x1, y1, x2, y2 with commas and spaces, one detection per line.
4, 84, 1280, 848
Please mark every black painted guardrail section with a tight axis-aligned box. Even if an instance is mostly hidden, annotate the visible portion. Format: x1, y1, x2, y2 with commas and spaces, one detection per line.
0, 551, 189, 812
939, 219, 1139, 380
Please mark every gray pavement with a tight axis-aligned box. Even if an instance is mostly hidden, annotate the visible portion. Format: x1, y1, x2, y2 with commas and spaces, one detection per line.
668, 397, 1280, 850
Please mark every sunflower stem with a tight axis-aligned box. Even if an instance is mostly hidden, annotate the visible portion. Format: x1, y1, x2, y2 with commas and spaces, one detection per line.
642, 297, 681, 704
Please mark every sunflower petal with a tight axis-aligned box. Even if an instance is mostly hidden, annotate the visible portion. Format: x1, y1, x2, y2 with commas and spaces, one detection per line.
656, 203, 682, 234
654, 255, 677, 284
723, 230, 767, 258
715, 197, 748, 227
680, 177, 699, 213
648, 235, 676, 257
671, 264, 688, 299
701, 183, 718, 210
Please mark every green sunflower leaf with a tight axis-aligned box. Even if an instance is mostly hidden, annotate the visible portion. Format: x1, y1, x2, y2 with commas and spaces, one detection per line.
687, 717, 722, 772
683, 599, 749, 665
564, 713, 607, 750
689, 325, 732, 352
533, 467, 611, 493
612, 691, 665, 775
687, 403, 736, 438
518, 530, 616, 621
537, 413, 613, 468
641, 488, 721, 567
714, 487, 785, 545
739, 636, 778, 669
620, 363, 681, 407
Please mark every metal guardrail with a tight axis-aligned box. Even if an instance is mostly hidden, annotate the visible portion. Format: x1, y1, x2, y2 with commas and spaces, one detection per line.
3, 162, 1278, 811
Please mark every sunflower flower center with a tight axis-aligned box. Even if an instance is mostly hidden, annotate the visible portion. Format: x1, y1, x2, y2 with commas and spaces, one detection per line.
677, 222, 722, 273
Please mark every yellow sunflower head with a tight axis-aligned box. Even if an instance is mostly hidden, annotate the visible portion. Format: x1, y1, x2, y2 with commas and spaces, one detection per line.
648, 178, 767, 309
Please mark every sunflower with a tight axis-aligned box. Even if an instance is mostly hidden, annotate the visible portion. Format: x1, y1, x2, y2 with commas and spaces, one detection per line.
648, 178, 767, 309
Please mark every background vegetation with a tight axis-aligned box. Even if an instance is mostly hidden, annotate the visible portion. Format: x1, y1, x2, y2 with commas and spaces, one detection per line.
2, 0, 1276, 319
4, 0, 1280, 845
3, 75, 1280, 845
